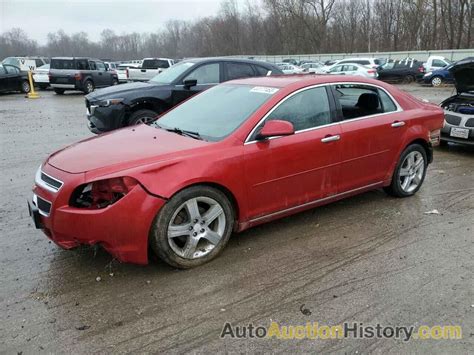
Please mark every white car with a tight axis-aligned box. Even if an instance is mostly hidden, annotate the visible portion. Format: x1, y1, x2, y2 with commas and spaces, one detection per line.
326, 63, 378, 79
32, 64, 50, 89
336, 57, 385, 69
127, 58, 175, 82
279, 64, 304, 74
2, 56, 48, 71
301, 62, 325, 73
116, 63, 140, 83
423, 55, 451, 72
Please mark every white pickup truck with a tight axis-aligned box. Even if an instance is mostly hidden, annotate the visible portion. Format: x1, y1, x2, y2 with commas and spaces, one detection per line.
423, 56, 451, 72
127, 58, 174, 81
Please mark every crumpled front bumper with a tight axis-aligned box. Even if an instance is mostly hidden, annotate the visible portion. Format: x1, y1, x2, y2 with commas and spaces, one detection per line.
30, 164, 166, 264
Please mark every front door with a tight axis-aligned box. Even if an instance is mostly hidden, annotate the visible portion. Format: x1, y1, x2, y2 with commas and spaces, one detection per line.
171, 62, 221, 106
244, 86, 342, 219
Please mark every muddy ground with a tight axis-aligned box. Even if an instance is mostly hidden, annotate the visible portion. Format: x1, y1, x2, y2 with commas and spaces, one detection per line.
0, 84, 473, 353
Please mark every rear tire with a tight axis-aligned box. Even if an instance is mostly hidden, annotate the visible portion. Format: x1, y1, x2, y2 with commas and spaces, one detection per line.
384, 144, 427, 197
54, 88, 65, 95
150, 185, 234, 269
403, 75, 414, 83
128, 109, 159, 126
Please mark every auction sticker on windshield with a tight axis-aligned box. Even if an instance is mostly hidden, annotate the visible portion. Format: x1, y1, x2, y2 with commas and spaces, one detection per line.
250, 86, 279, 94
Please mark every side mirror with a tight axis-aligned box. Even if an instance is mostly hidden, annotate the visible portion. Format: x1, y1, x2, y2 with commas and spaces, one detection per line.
183, 79, 197, 89
257, 120, 294, 140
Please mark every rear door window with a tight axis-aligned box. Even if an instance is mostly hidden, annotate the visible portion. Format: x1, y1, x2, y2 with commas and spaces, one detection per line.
88, 61, 97, 70
254, 65, 271, 76
332, 84, 397, 120
226, 62, 255, 80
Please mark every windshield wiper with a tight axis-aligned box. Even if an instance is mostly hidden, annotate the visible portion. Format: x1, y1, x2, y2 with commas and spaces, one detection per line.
166, 127, 203, 140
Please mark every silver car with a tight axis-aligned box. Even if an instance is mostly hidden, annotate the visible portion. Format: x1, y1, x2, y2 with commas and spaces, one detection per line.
439, 57, 474, 146
326, 63, 378, 79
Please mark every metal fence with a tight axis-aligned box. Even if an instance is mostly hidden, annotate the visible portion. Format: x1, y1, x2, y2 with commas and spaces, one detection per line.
229, 49, 474, 63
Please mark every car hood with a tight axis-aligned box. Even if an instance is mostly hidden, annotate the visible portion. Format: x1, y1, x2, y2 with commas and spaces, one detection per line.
47, 125, 208, 174
449, 57, 474, 93
85, 81, 168, 101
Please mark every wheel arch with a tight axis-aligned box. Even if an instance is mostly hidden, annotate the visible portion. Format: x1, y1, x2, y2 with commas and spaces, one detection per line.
405, 138, 433, 164
167, 181, 241, 228
126, 98, 170, 124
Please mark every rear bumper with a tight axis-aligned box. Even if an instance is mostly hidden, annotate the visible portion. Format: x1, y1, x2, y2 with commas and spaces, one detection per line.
30, 164, 166, 264
51, 84, 76, 89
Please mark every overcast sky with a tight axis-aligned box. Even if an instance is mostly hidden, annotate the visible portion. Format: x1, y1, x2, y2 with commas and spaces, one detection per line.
1, 0, 246, 44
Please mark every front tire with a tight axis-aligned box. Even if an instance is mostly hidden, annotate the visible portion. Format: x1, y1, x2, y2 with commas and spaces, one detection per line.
431, 76, 442, 87
384, 144, 427, 197
83, 80, 94, 94
21, 80, 31, 93
150, 186, 234, 269
54, 88, 65, 95
128, 109, 158, 126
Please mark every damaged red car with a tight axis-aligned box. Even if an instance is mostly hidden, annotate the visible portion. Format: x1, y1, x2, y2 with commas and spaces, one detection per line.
29, 75, 444, 268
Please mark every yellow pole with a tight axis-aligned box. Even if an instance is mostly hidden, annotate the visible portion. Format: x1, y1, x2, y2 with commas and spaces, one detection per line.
27, 71, 39, 99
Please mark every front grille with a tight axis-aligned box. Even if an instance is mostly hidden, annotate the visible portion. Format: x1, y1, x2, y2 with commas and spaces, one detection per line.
41, 172, 63, 190
465, 118, 474, 128
445, 114, 462, 126
36, 195, 52, 215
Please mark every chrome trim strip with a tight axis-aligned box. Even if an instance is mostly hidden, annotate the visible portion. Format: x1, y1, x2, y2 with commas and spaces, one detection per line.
244, 81, 403, 144
33, 193, 51, 217
35, 166, 64, 193
248, 181, 384, 224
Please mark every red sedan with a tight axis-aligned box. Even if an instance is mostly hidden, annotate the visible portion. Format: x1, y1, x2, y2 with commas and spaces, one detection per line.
29, 75, 444, 268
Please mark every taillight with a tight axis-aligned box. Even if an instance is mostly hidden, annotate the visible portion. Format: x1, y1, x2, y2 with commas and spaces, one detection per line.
74, 72, 82, 80
70, 177, 138, 209
418, 66, 425, 73
367, 69, 376, 74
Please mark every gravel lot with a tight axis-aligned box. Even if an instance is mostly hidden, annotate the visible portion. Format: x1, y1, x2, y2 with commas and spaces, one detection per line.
0, 84, 473, 353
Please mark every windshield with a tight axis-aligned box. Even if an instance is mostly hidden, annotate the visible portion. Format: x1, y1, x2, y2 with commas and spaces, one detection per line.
154, 84, 278, 141
149, 61, 194, 84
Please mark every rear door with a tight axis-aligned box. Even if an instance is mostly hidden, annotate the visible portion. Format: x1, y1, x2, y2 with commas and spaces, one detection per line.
224, 62, 256, 81
171, 62, 222, 105
332, 83, 406, 192
243, 86, 342, 219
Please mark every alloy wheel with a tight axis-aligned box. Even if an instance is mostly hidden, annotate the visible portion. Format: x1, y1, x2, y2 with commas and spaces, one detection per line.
167, 196, 226, 259
22, 81, 31, 93
399, 151, 425, 193
431, 77, 442, 87
135, 117, 154, 124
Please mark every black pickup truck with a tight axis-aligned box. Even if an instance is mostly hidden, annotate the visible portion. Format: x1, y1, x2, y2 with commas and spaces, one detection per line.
49, 57, 118, 95
85, 58, 282, 134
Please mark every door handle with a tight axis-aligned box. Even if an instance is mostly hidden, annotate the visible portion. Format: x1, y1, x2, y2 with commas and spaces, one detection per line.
391, 121, 405, 128
321, 135, 341, 143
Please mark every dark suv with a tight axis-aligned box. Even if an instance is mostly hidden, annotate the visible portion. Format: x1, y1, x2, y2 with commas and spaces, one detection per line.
49, 57, 119, 95
85, 58, 283, 133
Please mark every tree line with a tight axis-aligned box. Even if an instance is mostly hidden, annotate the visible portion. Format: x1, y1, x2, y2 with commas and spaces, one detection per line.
1, 0, 472, 61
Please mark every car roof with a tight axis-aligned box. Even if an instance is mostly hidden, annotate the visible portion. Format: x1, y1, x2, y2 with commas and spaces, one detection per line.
229, 74, 380, 88
51, 57, 101, 60
182, 57, 278, 68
